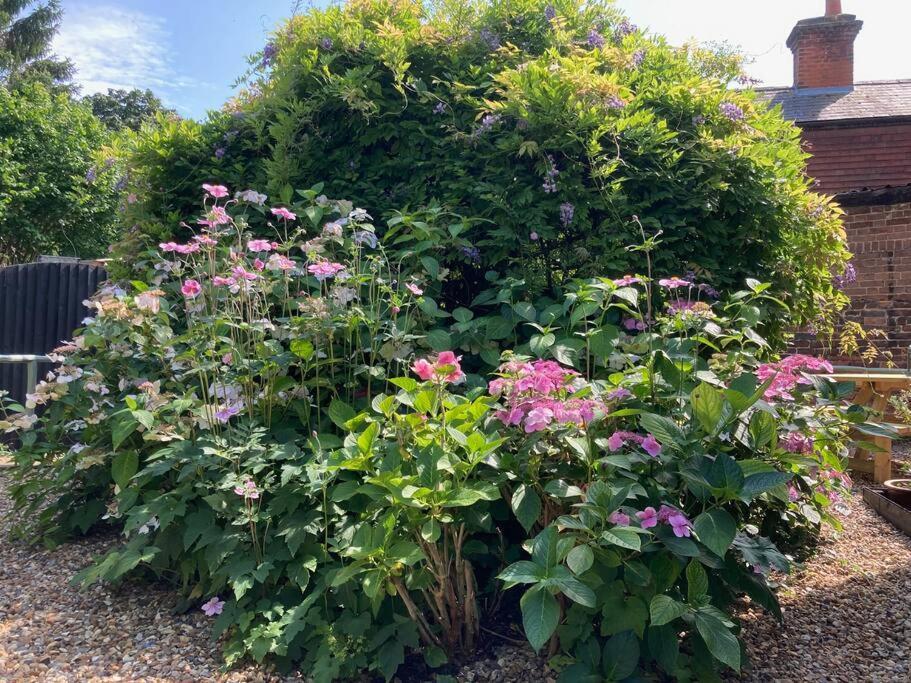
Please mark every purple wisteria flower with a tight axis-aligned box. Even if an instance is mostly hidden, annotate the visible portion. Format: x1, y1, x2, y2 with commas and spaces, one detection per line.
262, 42, 277, 67
433, 101, 446, 115
472, 114, 501, 139
542, 155, 559, 193
544, 5, 556, 21
85, 167, 97, 182
319, 37, 333, 50
605, 95, 626, 110
613, 19, 637, 42
719, 101, 745, 122
559, 202, 574, 226
630, 49, 646, 68
692, 114, 706, 126
587, 29, 605, 49
214, 147, 226, 159
479, 28, 501, 50
460, 245, 481, 263
834, 262, 857, 290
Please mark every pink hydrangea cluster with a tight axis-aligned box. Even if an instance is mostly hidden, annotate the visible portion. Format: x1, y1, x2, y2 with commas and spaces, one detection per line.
756, 354, 834, 401
607, 430, 662, 457
412, 351, 465, 385
781, 431, 813, 454
489, 359, 605, 433
635, 505, 692, 537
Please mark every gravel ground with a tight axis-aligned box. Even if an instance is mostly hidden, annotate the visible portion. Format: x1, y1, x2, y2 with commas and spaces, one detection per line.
732, 483, 911, 682
1, 471, 909, 682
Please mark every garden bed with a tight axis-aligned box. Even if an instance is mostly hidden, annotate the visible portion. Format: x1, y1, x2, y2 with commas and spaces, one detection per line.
2, 473, 909, 682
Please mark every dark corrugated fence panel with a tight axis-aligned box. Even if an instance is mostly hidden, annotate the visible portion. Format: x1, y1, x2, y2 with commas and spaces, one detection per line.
0, 262, 107, 403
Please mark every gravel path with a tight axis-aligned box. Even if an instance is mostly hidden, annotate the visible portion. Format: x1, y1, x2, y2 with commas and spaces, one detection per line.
733, 484, 911, 682
1, 470, 909, 681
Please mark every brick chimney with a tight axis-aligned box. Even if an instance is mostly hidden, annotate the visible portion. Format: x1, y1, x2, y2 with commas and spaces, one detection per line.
786, 1, 863, 90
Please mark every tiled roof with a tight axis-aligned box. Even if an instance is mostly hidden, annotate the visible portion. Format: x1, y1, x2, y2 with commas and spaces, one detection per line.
756, 80, 911, 124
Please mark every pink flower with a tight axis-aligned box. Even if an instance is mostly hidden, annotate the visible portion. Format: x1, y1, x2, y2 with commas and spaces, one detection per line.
623, 318, 646, 331
412, 358, 434, 381
202, 183, 229, 198
222, 352, 233, 365
667, 512, 692, 538
213, 276, 237, 287
609, 511, 631, 526
636, 507, 658, 529
253, 258, 265, 271
271, 207, 297, 221
641, 434, 662, 457
658, 277, 691, 289
193, 234, 218, 246
613, 275, 642, 287
530, 232, 539, 241
756, 355, 834, 401
198, 206, 231, 227
159, 241, 200, 255
201, 597, 225, 616
406, 283, 424, 296
788, 484, 800, 502
782, 432, 813, 454
606, 387, 632, 402
524, 407, 554, 433
248, 239, 274, 252
215, 405, 241, 423
181, 279, 202, 298
127, 193, 138, 204
233, 479, 260, 499
411, 351, 465, 384
232, 265, 259, 281
266, 254, 295, 271
307, 261, 346, 280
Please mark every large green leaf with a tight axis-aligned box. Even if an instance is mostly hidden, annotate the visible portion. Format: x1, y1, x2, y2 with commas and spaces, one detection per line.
111, 451, 138, 488
693, 509, 737, 557
639, 413, 685, 449
686, 560, 708, 603
520, 586, 560, 652
498, 560, 545, 585
739, 471, 792, 501
601, 527, 642, 551
602, 631, 639, 680
691, 383, 724, 434
649, 595, 688, 626
694, 610, 741, 671
511, 484, 542, 533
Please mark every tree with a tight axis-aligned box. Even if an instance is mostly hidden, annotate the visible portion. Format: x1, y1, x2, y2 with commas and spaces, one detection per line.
84, 88, 174, 132
0, 0, 72, 89
0, 82, 119, 264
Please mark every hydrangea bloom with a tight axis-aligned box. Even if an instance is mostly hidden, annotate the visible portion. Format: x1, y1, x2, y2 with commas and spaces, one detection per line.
490, 359, 605, 433
756, 354, 834, 401
782, 432, 813, 454
607, 430, 662, 457
609, 510, 631, 526
307, 261, 346, 280
234, 479, 260, 499
636, 507, 658, 528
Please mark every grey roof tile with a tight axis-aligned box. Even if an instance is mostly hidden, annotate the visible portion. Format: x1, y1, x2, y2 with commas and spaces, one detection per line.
755, 80, 911, 123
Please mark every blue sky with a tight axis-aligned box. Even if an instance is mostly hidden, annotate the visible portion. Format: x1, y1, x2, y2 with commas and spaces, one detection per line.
54, 1, 911, 120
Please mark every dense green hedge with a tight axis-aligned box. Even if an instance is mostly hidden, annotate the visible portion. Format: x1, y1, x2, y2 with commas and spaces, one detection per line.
0, 83, 120, 263
112, 0, 848, 334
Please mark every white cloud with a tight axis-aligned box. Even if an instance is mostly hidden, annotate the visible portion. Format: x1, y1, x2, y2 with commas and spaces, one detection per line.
52, 4, 205, 111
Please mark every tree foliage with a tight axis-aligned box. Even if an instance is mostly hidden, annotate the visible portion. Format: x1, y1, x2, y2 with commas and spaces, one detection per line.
0, 82, 119, 264
85, 88, 174, 132
0, 0, 73, 90
113, 0, 849, 338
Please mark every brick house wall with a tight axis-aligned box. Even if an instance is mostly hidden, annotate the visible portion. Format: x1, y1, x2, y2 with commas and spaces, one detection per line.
803, 122, 911, 194
792, 188, 911, 366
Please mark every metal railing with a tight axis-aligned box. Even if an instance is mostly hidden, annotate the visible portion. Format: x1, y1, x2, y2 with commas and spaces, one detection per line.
0, 354, 51, 412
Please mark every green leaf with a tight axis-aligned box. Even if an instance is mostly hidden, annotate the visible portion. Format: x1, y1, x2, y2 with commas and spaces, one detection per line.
111, 416, 139, 450
520, 586, 560, 652
511, 484, 542, 533
529, 333, 555, 357
328, 399, 356, 428
693, 509, 737, 557
748, 410, 777, 449
649, 595, 688, 626
639, 413, 685, 449
290, 338, 314, 360
498, 560, 545, 585
601, 527, 642, 551
646, 625, 679, 673
686, 560, 709, 603
424, 329, 452, 351
740, 471, 792, 501
566, 545, 594, 575
111, 451, 138, 488
691, 383, 724, 434
704, 454, 744, 498
356, 422, 379, 454
602, 631, 639, 681
553, 570, 596, 607
514, 301, 536, 321
531, 526, 559, 568
694, 611, 741, 671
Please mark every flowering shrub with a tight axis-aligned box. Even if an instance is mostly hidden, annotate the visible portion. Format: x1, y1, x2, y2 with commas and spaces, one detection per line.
7, 184, 871, 681
110, 0, 849, 338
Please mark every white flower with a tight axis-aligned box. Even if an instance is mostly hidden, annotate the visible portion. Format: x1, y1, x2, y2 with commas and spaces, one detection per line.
236, 189, 268, 205
137, 517, 160, 535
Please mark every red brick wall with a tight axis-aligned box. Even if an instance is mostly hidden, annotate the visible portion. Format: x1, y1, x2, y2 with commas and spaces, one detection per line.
792, 200, 911, 366
802, 122, 911, 195
789, 20, 861, 89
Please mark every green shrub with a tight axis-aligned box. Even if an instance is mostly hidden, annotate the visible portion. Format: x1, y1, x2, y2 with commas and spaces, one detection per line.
111, 0, 849, 335
0, 82, 120, 263
8, 184, 871, 681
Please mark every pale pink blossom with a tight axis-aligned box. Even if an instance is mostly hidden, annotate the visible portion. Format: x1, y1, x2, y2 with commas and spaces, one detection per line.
181, 279, 202, 298
202, 183, 229, 198
271, 207, 297, 221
